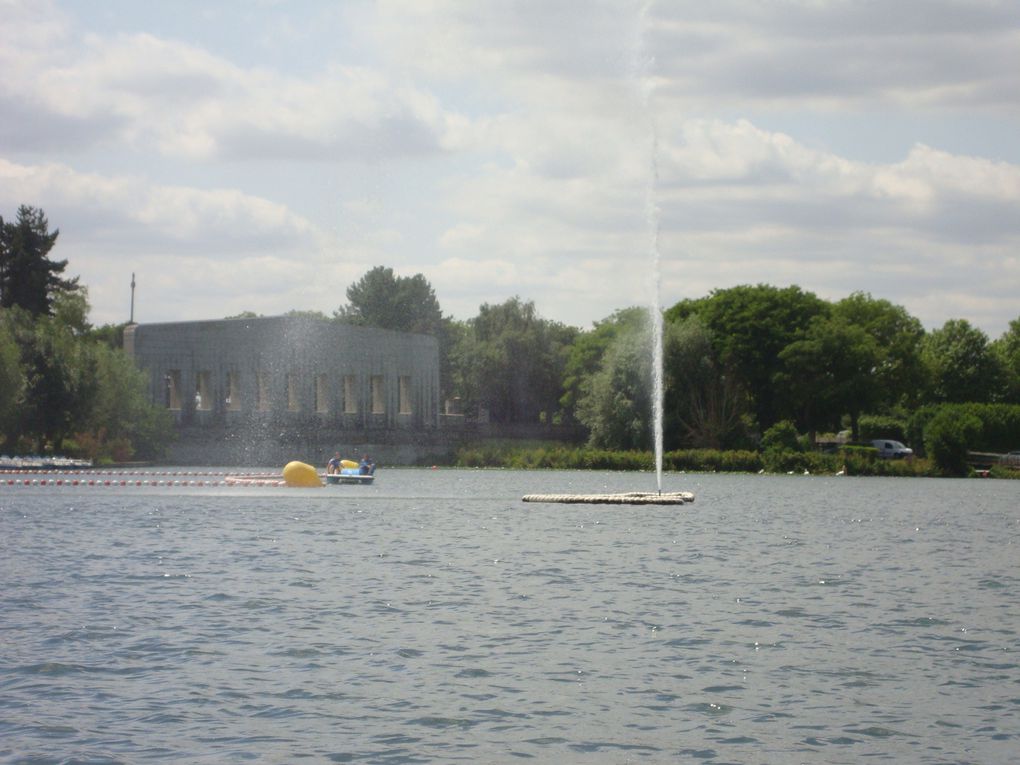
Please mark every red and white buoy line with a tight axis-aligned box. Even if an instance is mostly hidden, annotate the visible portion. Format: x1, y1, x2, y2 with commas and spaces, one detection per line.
0, 470, 288, 488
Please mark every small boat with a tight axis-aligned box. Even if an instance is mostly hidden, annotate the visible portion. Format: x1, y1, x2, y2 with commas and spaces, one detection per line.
325, 468, 375, 485
325, 458, 375, 485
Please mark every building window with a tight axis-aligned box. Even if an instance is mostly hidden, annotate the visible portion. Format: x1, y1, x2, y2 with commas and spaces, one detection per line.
399, 375, 412, 414
315, 374, 329, 413
287, 373, 300, 412
256, 369, 270, 412
343, 375, 358, 414
195, 371, 211, 410
226, 371, 240, 411
371, 375, 384, 414
165, 370, 181, 410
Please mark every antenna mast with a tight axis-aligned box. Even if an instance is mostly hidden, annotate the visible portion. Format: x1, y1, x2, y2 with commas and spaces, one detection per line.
130, 272, 136, 323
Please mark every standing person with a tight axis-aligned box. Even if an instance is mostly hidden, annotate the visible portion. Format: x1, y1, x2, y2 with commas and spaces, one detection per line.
327, 453, 341, 475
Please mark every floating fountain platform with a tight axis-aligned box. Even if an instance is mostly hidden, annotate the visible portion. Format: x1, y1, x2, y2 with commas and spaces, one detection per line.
522, 491, 694, 505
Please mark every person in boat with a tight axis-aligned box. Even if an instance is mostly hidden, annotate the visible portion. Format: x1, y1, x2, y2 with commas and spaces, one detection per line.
327, 453, 342, 475
358, 455, 375, 475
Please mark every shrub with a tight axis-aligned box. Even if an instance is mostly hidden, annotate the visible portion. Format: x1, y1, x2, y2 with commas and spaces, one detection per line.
760, 420, 801, 453
859, 414, 907, 442
908, 403, 1020, 456
925, 410, 983, 476
665, 449, 762, 473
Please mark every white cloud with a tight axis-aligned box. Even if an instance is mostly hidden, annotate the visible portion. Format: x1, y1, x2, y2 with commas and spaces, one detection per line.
0, 5, 453, 162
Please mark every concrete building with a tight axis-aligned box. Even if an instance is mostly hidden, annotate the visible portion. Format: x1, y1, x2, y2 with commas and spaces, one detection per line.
124, 315, 441, 465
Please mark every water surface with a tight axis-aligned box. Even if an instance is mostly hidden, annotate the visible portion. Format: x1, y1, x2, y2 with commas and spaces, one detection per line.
2, 470, 1017, 763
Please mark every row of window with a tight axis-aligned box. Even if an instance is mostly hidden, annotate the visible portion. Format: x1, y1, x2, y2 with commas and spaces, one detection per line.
163, 370, 413, 415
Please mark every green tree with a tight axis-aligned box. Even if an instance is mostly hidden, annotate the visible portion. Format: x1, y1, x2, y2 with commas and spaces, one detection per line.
560, 307, 646, 425
775, 315, 882, 441
832, 292, 925, 409
0, 314, 25, 444
284, 309, 329, 320
11, 311, 98, 452
991, 317, 1020, 403
924, 408, 982, 476
760, 419, 801, 453
664, 314, 750, 449
336, 266, 444, 334
921, 319, 1001, 404
0, 206, 79, 316
87, 343, 174, 461
666, 284, 828, 432
577, 319, 653, 450
454, 297, 575, 424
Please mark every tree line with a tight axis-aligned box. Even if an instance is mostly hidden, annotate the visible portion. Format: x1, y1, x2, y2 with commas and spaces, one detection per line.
332, 268, 1019, 443
3, 206, 1019, 471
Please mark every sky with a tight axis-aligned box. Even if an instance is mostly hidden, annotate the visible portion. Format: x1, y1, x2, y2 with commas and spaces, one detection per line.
1, 0, 1018, 337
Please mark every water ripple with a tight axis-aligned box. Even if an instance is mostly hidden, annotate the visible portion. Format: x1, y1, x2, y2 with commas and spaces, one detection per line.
2, 471, 1018, 763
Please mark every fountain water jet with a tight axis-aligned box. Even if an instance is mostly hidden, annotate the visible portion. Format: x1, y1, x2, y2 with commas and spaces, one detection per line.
637, 0, 664, 493
520, 4, 692, 507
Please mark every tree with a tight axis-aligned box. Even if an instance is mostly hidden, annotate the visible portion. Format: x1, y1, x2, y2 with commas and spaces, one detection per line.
560, 307, 646, 425
336, 266, 443, 335
991, 317, 1020, 403
284, 309, 329, 320
924, 408, 982, 476
87, 342, 175, 461
775, 315, 882, 442
921, 319, 1002, 404
0, 314, 25, 444
831, 292, 925, 410
663, 314, 750, 449
666, 284, 829, 432
0, 206, 79, 316
576, 319, 653, 450
10, 311, 98, 452
453, 297, 576, 424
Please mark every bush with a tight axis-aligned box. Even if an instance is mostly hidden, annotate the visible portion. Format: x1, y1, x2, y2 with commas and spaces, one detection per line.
908, 403, 1020, 457
859, 414, 907, 442
925, 410, 983, 476
665, 449, 762, 472
760, 420, 801, 452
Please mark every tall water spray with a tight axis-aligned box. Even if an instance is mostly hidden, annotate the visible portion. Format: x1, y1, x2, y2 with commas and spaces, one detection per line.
648, 136, 664, 494
635, 3, 664, 492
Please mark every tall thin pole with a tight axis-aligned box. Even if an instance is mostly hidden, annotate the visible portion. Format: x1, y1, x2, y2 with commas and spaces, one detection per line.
130, 272, 136, 323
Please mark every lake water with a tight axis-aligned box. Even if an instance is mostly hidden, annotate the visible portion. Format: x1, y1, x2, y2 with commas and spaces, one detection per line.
1, 469, 1017, 764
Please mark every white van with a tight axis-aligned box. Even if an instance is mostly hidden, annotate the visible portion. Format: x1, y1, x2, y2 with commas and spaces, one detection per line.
871, 439, 913, 459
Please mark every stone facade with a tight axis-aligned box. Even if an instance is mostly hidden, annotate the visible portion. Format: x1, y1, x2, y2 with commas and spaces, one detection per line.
124, 315, 441, 465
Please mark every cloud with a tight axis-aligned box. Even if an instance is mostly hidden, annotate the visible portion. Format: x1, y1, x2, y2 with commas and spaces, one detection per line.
650, 0, 1020, 112
431, 107, 1020, 331
0, 158, 320, 250
0, 6, 453, 162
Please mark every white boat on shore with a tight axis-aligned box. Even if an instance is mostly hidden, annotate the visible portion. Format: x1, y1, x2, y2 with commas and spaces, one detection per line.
0, 455, 93, 471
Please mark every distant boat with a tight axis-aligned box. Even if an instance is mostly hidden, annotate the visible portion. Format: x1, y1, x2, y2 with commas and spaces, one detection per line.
324, 458, 375, 485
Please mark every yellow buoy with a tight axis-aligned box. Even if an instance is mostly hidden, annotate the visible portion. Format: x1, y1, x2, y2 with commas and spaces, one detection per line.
282, 461, 322, 487
341, 459, 358, 469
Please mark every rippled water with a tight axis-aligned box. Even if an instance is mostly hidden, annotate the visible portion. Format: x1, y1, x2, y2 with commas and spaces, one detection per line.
1, 469, 1018, 764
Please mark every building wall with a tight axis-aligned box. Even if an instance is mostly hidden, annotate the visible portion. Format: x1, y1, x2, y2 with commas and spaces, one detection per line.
124, 316, 441, 464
